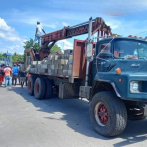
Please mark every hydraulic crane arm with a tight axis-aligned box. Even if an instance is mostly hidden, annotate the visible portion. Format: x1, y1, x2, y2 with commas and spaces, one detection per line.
41, 17, 112, 50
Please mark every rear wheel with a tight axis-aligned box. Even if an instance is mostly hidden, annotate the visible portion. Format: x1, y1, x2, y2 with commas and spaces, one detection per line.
28, 75, 35, 96
34, 77, 46, 100
45, 79, 53, 99
90, 91, 127, 137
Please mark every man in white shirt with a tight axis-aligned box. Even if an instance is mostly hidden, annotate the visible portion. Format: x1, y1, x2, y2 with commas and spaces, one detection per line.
33, 21, 46, 48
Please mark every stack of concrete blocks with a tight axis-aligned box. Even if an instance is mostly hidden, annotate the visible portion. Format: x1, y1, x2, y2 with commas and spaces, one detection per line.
47, 50, 73, 76
28, 49, 73, 76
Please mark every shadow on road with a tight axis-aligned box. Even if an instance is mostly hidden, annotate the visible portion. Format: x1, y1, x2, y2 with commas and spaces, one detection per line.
10, 86, 147, 146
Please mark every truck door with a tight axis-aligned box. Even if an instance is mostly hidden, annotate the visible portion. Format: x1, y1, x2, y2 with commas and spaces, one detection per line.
91, 42, 112, 82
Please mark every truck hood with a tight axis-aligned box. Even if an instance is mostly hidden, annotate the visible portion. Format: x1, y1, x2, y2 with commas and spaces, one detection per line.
110, 59, 147, 73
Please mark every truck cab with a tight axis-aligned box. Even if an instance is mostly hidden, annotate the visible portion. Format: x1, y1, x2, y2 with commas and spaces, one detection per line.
92, 37, 147, 101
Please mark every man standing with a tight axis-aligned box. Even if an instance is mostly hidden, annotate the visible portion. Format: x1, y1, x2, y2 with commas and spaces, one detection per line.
33, 21, 46, 48
12, 64, 18, 86
19, 71, 26, 88
3, 64, 12, 87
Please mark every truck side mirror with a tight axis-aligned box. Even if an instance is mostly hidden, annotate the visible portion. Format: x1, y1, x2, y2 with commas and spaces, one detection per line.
86, 42, 93, 58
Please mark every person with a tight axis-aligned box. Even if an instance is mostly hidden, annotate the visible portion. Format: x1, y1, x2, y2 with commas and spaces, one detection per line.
19, 71, 26, 88
12, 64, 19, 86
33, 21, 46, 48
0, 64, 4, 86
3, 64, 12, 87
17, 64, 21, 85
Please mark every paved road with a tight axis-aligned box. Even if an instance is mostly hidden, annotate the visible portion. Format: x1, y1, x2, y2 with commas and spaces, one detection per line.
0, 86, 147, 147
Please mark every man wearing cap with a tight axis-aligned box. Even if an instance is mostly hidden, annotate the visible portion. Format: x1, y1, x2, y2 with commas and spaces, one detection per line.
33, 21, 46, 48
3, 65, 12, 87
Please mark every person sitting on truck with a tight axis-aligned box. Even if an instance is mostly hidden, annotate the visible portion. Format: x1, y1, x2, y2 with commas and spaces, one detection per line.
3, 64, 12, 87
32, 21, 46, 48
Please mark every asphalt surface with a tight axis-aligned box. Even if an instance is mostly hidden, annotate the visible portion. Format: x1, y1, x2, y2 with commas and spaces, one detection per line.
0, 85, 147, 147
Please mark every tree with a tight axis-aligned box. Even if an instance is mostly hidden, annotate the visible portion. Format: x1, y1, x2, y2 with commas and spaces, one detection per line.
12, 52, 25, 62
50, 44, 62, 53
23, 38, 39, 50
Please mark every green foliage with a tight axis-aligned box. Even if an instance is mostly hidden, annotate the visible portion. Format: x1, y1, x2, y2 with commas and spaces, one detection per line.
50, 44, 62, 53
12, 52, 25, 62
24, 38, 39, 50
0, 53, 3, 58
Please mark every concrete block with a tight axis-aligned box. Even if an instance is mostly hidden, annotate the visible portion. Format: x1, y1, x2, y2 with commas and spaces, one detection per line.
34, 68, 38, 72
50, 65, 58, 69
47, 60, 52, 64
38, 69, 48, 73
41, 64, 48, 69
53, 55, 59, 60
58, 65, 63, 69
68, 59, 73, 65
48, 69, 52, 74
31, 61, 37, 65
69, 65, 72, 70
57, 69, 62, 75
68, 70, 72, 76
48, 54, 54, 60
37, 61, 42, 64
63, 65, 69, 70
64, 49, 73, 55
52, 60, 58, 64
68, 55, 73, 60
37, 64, 41, 68
62, 70, 68, 75
52, 69, 58, 74
58, 59, 68, 65
47, 64, 50, 69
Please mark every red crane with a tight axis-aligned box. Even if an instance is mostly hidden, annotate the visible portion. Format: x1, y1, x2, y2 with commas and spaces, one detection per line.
25, 17, 112, 65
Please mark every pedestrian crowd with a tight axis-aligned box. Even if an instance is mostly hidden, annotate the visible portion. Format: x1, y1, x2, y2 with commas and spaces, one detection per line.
1, 64, 27, 88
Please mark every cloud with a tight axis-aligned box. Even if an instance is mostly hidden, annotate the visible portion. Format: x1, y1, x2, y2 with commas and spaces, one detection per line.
0, 18, 25, 54
0, 17, 23, 42
57, 39, 73, 50
62, 22, 68, 27
0, 18, 14, 32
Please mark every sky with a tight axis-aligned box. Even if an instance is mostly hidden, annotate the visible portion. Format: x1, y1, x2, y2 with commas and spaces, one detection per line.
0, 0, 147, 54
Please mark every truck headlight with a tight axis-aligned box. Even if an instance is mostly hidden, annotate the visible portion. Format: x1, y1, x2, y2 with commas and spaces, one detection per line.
132, 82, 139, 91
130, 81, 141, 93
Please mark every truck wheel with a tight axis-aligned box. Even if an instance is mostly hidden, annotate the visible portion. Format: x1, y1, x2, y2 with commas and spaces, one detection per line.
28, 75, 35, 96
34, 77, 46, 100
90, 91, 127, 137
45, 79, 53, 99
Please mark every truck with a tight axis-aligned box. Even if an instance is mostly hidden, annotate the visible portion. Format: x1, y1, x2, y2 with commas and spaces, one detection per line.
25, 17, 147, 137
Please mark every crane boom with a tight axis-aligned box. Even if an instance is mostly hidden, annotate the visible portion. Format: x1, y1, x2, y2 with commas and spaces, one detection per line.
41, 17, 112, 46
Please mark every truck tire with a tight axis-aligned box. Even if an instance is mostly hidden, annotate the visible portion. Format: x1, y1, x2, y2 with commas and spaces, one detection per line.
90, 91, 127, 137
28, 75, 35, 96
45, 79, 53, 99
34, 77, 46, 100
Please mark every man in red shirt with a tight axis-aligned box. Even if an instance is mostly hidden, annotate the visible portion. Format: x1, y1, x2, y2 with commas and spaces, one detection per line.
3, 65, 12, 87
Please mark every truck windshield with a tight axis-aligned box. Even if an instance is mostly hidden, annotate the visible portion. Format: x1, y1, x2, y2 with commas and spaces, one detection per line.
114, 40, 147, 59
